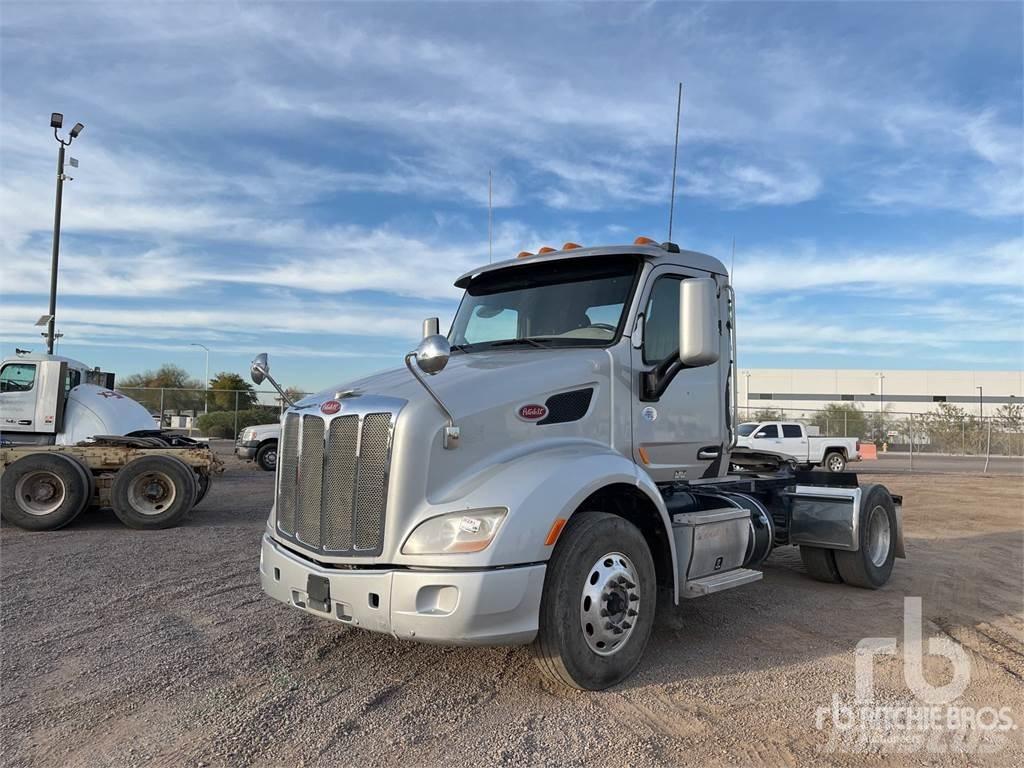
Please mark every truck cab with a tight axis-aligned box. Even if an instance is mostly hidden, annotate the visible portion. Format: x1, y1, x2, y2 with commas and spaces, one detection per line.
0, 353, 148, 445
255, 239, 904, 690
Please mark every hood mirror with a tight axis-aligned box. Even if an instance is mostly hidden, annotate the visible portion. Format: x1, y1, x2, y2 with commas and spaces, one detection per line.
413, 334, 451, 375
250, 352, 269, 385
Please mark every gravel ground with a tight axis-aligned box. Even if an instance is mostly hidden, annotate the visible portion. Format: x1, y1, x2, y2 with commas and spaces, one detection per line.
2, 445, 1022, 767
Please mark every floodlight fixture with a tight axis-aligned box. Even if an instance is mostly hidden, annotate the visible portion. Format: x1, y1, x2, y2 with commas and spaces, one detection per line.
69, 122, 84, 139
50, 112, 63, 129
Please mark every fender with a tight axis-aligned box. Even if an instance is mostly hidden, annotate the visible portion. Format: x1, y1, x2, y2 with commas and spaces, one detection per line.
393, 440, 678, 596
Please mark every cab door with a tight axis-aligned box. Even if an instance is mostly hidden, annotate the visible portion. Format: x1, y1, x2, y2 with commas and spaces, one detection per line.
748, 422, 782, 451
631, 267, 724, 482
778, 423, 808, 460
0, 362, 39, 432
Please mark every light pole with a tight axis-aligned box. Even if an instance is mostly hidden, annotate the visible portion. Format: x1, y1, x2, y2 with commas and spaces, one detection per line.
977, 385, 983, 420
743, 371, 751, 415
191, 343, 210, 415
46, 113, 84, 355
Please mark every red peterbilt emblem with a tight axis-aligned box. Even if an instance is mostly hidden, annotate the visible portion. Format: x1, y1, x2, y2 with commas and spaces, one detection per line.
320, 400, 341, 415
518, 404, 547, 421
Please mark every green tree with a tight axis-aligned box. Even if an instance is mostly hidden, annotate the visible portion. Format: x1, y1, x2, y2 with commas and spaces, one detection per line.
208, 372, 257, 411
918, 402, 981, 454
811, 403, 868, 438
748, 408, 786, 422
118, 364, 203, 414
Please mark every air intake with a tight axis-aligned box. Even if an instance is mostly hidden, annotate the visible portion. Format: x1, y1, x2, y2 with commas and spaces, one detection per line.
538, 388, 594, 425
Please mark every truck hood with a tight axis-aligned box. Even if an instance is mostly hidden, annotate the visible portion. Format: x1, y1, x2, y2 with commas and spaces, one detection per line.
305, 347, 609, 421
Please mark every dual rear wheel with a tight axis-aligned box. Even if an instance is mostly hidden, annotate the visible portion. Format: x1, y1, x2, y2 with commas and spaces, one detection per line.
1, 453, 203, 531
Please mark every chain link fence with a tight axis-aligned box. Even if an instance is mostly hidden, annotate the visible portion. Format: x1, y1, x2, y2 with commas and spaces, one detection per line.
737, 404, 1024, 459
116, 387, 313, 439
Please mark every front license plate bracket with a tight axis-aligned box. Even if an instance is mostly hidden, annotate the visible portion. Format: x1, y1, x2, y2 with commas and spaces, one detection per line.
307, 574, 331, 612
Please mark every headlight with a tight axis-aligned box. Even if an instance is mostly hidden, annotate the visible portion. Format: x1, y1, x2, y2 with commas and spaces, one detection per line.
401, 508, 507, 555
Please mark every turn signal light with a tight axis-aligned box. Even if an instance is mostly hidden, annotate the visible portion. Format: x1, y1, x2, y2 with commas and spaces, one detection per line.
562, 242, 582, 250
634, 236, 656, 245
538, 246, 556, 254
517, 251, 534, 259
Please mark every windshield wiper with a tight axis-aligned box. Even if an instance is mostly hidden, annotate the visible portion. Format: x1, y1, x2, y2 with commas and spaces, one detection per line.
482, 338, 551, 349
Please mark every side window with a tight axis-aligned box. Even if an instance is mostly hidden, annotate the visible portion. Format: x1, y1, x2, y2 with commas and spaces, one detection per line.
782, 424, 802, 438
642, 276, 683, 364
463, 305, 519, 344
66, 369, 82, 393
0, 363, 37, 393
756, 424, 779, 438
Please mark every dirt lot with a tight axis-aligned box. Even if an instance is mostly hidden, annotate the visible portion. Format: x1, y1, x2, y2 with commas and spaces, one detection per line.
2, 448, 1022, 768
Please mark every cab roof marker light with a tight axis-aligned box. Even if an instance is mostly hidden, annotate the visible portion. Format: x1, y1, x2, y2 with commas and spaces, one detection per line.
562, 242, 582, 250
537, 246, 556, 254
517, 251, 534, 259
634, 236, 656, 245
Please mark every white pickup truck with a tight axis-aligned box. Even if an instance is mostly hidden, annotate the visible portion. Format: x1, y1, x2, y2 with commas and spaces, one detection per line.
235, 423, 280, 471
735, 421, 860, 472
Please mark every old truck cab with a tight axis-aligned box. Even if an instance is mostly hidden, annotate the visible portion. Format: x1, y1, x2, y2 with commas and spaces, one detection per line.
255, 239, 905, 690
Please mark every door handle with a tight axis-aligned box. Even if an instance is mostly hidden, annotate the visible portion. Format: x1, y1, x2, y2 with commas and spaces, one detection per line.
697, 447, 720, 460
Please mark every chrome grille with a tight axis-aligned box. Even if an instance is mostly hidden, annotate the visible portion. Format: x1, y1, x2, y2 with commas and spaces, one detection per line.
275, 408, 395, 556
277, 413, 299, 534
296, 416, 324, 546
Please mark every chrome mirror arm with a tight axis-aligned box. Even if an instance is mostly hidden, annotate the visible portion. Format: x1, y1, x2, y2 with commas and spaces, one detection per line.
404, 353, 459, 449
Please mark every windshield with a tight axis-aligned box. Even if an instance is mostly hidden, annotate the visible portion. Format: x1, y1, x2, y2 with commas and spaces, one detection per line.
737, 423, 759, 437
450, 255, 639, 351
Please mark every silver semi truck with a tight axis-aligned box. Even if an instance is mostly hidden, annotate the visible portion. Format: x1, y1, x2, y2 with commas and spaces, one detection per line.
255, 239, 905, 690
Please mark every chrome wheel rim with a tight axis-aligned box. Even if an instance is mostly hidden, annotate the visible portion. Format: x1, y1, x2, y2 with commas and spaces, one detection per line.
866, 505, 891, 567
828, 454, 844, 471
265, 449, 277, 468
15, 471, 67, 516
579, 551, 640, 656
128, 471, 176, 515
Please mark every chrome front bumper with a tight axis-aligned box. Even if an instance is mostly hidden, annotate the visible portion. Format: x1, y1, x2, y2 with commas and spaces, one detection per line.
259, 534, 545, 645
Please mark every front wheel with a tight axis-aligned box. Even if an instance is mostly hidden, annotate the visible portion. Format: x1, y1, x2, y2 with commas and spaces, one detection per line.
532, 512, 656, 690
834, 485, 897, 589
256, 441, 278, 472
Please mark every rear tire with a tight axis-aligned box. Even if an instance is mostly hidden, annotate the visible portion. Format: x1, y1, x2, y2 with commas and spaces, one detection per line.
532, 512, 656, 690
799, 545, 843, 583
111, 455, 197, 529
834, 485, 897, 589
194, 471, 211, 506
256, 441, 277, 472
823, 451, 847, 472
1, 453, 90, 531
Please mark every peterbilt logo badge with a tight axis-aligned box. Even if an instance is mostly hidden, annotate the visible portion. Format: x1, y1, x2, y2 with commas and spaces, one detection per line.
518, 404, 547, 421
320, 400, 342, 415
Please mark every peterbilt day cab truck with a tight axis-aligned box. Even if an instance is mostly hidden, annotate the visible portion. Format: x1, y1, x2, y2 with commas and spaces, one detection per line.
254, 239, 905, 690
0, 353, 220, 530
736, 421, 860, 472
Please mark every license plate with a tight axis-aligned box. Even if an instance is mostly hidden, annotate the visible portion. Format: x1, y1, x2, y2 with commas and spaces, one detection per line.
306, 574, 331, 613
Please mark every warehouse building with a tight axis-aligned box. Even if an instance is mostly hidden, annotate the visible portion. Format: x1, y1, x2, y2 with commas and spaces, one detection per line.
739, 369, 1023, 417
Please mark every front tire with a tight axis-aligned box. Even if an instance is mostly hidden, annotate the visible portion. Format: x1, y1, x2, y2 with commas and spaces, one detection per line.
833, 485, 897, 589
256, 441, 278, 472
532, 512, 656, 690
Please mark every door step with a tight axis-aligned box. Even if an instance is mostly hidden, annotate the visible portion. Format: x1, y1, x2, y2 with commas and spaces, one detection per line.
683, 568, 762, 598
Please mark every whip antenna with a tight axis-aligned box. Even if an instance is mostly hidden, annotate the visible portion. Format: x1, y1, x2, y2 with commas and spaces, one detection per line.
488, 170, 493, 263
667, 82, 683, 242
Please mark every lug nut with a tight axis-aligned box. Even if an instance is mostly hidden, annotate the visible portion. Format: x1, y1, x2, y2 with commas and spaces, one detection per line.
612, 626, 624, 635
599, 609, 609, 617
628, 593, 639, 602
627, 609, 637, 617
604, 622, 613, 630
622, 621, 632, 629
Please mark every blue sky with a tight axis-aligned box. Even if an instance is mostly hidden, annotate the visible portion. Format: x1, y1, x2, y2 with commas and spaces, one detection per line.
1, 1, 1021, 393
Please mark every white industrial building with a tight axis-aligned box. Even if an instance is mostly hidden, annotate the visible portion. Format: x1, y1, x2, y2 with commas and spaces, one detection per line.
739, 369, 1023, 417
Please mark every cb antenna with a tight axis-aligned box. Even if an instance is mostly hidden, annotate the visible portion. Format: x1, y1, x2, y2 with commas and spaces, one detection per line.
667, 82, 683, 242
488, 170, 493, 263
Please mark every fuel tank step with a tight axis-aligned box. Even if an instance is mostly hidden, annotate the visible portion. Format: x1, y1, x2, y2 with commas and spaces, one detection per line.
683, 568, 763, 598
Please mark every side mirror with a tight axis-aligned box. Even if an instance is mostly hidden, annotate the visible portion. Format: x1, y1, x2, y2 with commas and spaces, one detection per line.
413, 334, 450, 375
250, 352, 269, 385
679, 278, 720, 367
422, 317, 440, 339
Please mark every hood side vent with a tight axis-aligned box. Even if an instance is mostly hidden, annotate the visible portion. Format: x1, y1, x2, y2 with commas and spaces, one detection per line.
538, 388, 594, 425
